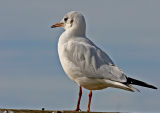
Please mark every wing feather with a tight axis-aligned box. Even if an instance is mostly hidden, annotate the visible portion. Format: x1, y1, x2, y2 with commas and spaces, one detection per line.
64, 38, 127, 83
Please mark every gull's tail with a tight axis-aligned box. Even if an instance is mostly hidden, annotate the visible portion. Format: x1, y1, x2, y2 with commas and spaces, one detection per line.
126, 77, 157, 89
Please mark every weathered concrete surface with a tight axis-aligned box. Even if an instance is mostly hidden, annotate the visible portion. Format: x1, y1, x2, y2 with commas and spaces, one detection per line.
0, 109, 126, 113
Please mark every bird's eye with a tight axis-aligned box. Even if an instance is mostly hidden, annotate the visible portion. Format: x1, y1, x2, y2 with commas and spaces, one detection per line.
64, 17, 68, 22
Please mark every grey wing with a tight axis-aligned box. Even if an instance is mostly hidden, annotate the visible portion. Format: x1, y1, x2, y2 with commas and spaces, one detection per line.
65, 38, 127, 83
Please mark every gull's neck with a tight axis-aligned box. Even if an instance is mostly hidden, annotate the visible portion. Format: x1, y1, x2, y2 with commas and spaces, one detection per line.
60, 26, 86, 43
58, 28, 86, 46
65, 27, 86, 37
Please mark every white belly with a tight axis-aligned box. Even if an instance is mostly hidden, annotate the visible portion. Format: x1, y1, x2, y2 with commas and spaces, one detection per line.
58, 49, 109, 90
58, 37, 109, 90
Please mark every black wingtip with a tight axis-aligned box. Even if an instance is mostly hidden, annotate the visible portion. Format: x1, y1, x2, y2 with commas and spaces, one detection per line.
151, 85, 158, 89
127, 77, 158, 90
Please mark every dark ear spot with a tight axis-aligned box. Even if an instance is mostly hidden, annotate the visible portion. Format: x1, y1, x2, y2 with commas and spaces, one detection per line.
70, 19, 74, 24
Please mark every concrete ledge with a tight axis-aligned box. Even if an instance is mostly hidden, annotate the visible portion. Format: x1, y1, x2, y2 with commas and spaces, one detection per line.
0, 109, 126, 113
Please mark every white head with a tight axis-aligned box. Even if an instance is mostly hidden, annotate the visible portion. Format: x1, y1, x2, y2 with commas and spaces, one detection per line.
51, 11, 86, 36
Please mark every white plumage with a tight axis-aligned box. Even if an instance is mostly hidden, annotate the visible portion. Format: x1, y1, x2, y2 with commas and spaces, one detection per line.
57, 11, 135, 91
51, 11, 157, 112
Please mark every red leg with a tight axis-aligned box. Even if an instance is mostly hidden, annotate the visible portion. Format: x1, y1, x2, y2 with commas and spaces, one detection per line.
87, 90, 92, 112
75, 86, 82, 111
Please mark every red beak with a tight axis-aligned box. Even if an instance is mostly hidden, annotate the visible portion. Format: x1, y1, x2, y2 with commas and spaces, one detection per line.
51, 22, 63, 28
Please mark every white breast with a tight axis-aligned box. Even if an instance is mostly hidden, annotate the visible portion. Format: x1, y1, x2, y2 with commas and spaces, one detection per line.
58, 33, 80, 83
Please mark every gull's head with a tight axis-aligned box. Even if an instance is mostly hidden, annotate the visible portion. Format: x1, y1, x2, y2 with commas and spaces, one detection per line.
51, 11, 86, 36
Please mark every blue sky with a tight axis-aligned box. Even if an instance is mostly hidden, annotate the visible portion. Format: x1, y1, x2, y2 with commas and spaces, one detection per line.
0, 0, 159, 112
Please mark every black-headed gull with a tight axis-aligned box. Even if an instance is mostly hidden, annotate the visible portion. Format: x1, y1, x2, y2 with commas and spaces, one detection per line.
51, 11, 157, 112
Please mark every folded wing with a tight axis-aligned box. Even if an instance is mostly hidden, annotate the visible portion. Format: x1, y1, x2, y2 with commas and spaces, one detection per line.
63, 37, 127, 83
